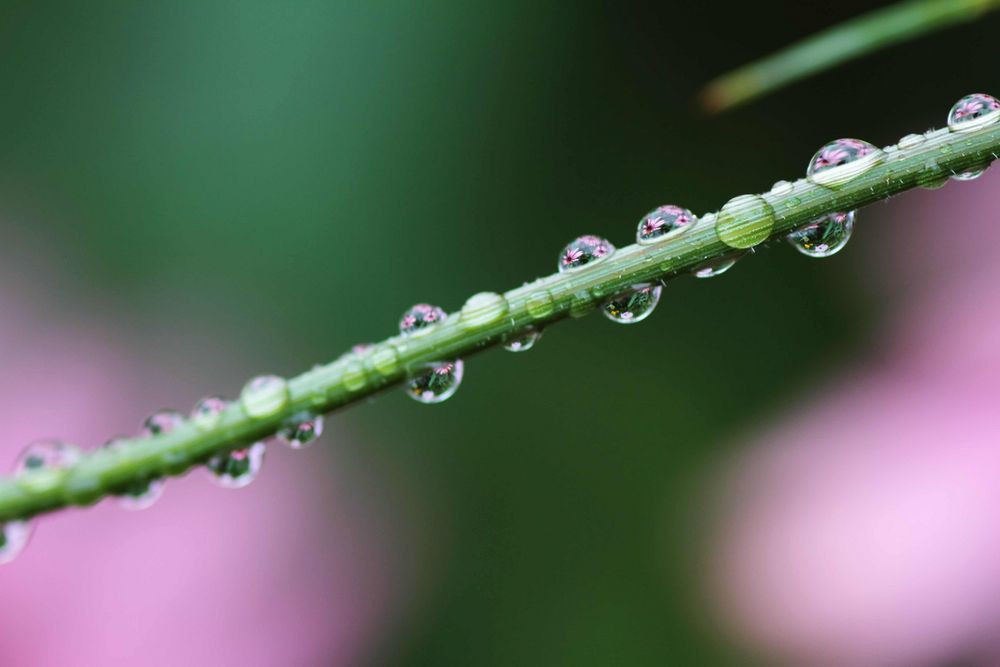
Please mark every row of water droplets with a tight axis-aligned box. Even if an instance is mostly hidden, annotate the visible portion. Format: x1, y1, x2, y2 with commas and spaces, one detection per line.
3, 94, 996, 565
0, 380, 324, 564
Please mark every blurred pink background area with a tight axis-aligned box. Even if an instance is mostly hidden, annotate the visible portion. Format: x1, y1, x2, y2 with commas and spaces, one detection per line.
710, 168, 1000, 666
0, 254, 410, 666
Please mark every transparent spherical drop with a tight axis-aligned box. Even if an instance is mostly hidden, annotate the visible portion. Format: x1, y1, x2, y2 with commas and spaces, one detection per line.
692, 256, 739, 279
786, 210, 856, 258
103, 437, 166, 510
406, 360, 464, 404
806, 138, 881, 185
557, 235, 615, 272
190, 396, 228, 431
636, 205, 696, 243
951, 167, 986, 182
277, 411, 324, 449
141, 409, 185, 436
15, 439, 81, 474
206, 442, 266, 489
601, 284, 662, 324
241, 375, 290, 418
504, 328, 541, 352
0, 520, 31, 565
947, 93, 1000, 132
399, 303, 446, 335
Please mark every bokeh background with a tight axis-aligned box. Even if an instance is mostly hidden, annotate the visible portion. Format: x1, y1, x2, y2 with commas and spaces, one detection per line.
1, 1, 999, 665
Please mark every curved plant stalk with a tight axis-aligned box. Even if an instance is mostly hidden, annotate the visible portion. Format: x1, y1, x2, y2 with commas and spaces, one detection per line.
699, 0, 1000, 112
1, 120, 999, 523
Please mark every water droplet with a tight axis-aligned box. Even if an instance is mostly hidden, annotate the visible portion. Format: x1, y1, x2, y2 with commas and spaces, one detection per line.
601, 284, 661, 324
806, 138, 882, 187
951, 167, 986, 181
460, 292, 508, 329
141, 410, 184, 436
351, 343, 373, 355
0, 520, 31, 564
769, 180, 794, 196
406, 360, 464, 404
715, 194, 775, 249
504, 328, 541, 352
557, 235, 615, 272
400, 304, 446, 336
786, 211, 855, 258
692, 256, 739, 278
16, 439, 81, 474
371, 345, 399, 376
636, 205, 696, 243
206, 442, 266, 489
947, 93, 1000, 132
277, 411, 324, 449
897, 133, 926, 150
342, 358, 367, 391
525, 290, 554, 318
103, 437, 166, 510
190, 396, 228, 431
241, 375, 290, 418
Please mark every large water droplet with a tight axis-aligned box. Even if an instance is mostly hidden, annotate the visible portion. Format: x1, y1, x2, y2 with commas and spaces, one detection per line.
400, 304, 446, 336
0, 520, 31, 565
103, 437, 166, 510
141, 410, 185, 436
16, 439, 81, 474
692, 255, 740, 279
406, 360, 464, 404
460, 292, 508, 329
241, 375, 290, 418
786, 211, 855, 258
206, 442, 266, 489
806, 138, 882, 186
504, 328, 541, 352
715, 195, 775, 249
277, 411, 324, 449
897, 133, 925, 150
601, 284, 661, 324
636, 205, 695, 243
557, 235, 615, 272
190, 396, 228, 431
947, 93, 1000, 132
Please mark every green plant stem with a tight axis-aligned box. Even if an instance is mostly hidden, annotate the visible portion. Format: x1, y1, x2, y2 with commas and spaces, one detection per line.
1, 121, 999, 523
699, 0, 1000, 112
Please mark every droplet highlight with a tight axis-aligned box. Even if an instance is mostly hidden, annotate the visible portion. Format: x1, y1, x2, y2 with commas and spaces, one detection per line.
406, 360, 464, 404
636, 205, 696, 243
557, 235, 615, 272
715, 195, 775, 249
241, 375, 290, 418
806, 138, 882, 187
601, 284, 662, 324
786, 211, 855, 258
206, 442, 266, 489
277, 411, 324, 449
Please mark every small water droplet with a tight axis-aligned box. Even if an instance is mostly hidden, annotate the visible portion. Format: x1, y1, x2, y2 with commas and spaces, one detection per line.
0, 520, 31, 564
636, 205, 696, 243
400, 303, 446, 336
206, 442, 266, 489
406, 360, 464, 404
351, 343, 373, 355
557, 235, 615, 272
897, 133, 925, 150
601, 284, 661, 324
460, 292, 508, 329
786, 211, 855, 258
342, 359, 367, 391
371, 345, 399, 376
102, 437, 166, 510
525, 290, 554, 319
16, 439, 81, 474
190, 396, 228, 431
951, 167, 987, 182
141, 410, 184, 436
715, 194, 775, 249
504, 328, 541, 352
278, 411, 324, 449
241, 375, 290, 418
947, 93, 1000, 133
692, 256, 739, 278
770, 180, 794, 196
806, 138, 883, 187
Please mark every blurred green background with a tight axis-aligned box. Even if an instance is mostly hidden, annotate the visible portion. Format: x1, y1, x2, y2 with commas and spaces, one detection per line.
0, 1, 996, 664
